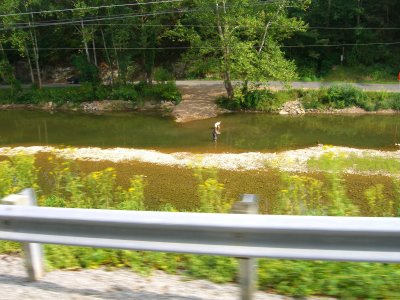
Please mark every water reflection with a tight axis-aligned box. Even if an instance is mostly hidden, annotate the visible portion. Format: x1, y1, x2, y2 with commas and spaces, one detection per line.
0, 110, 399, 152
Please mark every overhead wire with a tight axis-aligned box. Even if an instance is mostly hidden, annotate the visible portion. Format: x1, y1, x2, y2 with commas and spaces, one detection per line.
1, 41, 400, 51
0, 1, 398, 51
0, 0, 184, 18
0, 0, 287, 30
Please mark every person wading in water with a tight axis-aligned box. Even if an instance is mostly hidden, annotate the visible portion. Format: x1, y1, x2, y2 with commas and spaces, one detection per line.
212, 121, 221, 142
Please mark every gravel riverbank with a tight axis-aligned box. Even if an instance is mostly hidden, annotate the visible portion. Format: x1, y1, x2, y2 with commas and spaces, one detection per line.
1, 145, 399, 173
0, 255, 293, 300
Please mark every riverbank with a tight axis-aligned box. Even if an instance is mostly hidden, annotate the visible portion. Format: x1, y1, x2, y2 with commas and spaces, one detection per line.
1, 82, 399, 123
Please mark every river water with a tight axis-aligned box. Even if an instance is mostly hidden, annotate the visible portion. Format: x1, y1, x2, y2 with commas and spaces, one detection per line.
0, 110, 399, 152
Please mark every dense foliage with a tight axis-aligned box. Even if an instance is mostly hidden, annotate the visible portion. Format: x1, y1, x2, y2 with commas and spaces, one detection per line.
1, 0, 398, 90
0, 81, 181, 105
288, 1, 400, 81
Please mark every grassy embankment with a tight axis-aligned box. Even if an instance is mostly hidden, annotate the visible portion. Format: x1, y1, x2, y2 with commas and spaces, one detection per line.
1, 152, 400, 298
300, 65, 400, 84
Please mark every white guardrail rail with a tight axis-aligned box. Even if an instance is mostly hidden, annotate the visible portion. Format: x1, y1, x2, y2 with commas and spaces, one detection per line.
1, 189, 400, 300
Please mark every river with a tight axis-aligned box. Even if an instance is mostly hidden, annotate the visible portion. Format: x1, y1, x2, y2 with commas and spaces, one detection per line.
0, 110, 399, 152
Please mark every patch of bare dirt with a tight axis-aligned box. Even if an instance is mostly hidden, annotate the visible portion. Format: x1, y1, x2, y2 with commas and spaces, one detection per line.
172, 85, 230, 122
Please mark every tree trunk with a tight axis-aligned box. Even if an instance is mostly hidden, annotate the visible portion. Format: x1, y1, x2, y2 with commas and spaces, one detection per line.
224, 71, 234, 99
32, 31, 42, 88
110, 31, 120, 78
0, 41, 5, 58
81, 20, 91, 63
92, 34, 98, 67
216, 0, 234, 99
30, 25, 42, 87
258, 2, 285, 55
27, 12, 42, 87
100, 27, 114, 85
25, 44, 35, 84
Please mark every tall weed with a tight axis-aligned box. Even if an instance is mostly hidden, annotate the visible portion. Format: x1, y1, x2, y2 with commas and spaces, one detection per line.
0, 154, 38, 197
193, 166, 233, 213
276, 173, 324, 215
364, 184, 394, 217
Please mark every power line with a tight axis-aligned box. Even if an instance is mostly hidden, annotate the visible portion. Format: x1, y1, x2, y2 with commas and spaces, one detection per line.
0, 9, 195, 31
0, 0, 184, 18
4, 21, 400, 30
308, 26, 400, 30
282, 41, 400, 47
2, 41, 400, 51
0, 1, 288, 30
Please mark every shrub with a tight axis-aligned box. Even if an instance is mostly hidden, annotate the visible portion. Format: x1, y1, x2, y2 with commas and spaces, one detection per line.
110, 85, 138, 102
387, 93, 400, 110
72, 55, 100, 85
364, 184, 394, 217
276, 173, 325, 215
154, 67, 174, 83
0, 155, 38, 197
0, 89, 13, 104
135, 81, 181, 104
118, 175, 146, 211
326, 85, 366, 108
308, 152, 359, 216
231, 89, 280, 111
216, 95, 241, 110
94, 85, 111, 100
300, 90, 325, 109
193, 166, 233, 213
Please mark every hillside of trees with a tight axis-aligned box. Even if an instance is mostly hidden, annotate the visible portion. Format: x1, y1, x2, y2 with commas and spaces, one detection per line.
0, 0, 399, 90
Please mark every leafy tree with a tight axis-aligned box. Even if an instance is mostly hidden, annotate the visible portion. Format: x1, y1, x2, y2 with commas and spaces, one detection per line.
0, 0, 44, 86
176, 0, 309, 99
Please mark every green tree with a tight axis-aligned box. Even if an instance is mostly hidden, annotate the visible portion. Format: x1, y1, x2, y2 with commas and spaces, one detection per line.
0, 0, 44, 86
178, 0, 309, 99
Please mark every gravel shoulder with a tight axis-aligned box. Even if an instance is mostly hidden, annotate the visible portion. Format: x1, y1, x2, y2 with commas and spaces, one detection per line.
0, 255, 291, 300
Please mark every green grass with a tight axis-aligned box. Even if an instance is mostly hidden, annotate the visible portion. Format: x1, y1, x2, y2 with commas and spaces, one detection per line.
308, 153, 400, 174
319, 65, 399, 84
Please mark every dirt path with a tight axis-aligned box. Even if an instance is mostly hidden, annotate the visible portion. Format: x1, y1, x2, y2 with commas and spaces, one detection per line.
172, 83, 228, 123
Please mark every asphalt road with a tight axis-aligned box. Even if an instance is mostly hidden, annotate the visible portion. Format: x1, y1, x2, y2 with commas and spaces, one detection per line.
1, 80, 400, 92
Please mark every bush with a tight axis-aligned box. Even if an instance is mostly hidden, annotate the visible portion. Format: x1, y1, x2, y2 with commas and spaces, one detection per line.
110, 85, 138, 102
71, 83, 96, 103
326, 85, 366, 108
216, 95, 241, 110
154, 67, 174, 83
72, 55, 100, 85
0, 89, 13, 104
300, 90, 325, 109
388, 93, 400, 110
229, 89, 283, 112
135, 81, 181, 104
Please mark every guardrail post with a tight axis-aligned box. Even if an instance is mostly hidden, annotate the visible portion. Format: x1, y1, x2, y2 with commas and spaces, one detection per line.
232, 194, 259, 300
1, 188, 44, 281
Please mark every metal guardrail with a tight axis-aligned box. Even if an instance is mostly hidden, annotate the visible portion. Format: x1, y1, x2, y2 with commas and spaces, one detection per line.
1, 189, 400, 299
